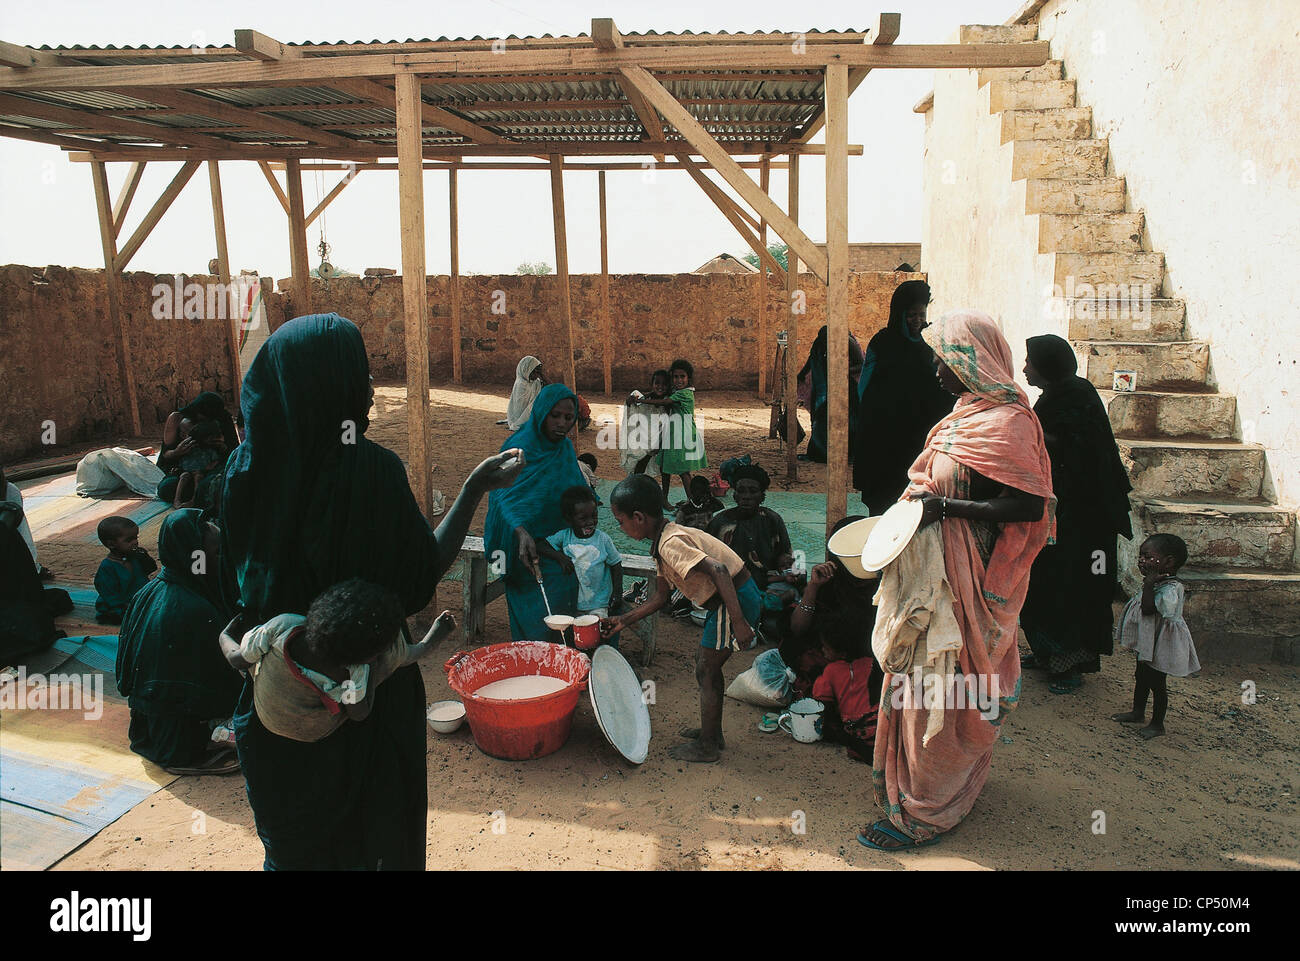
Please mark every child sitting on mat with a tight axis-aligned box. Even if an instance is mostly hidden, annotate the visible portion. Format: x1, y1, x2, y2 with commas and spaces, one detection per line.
94, 516, 157, 625
602, 473, 760, 763
675, 475, 726, 530
219, 578, 455, 743
537, 486, 623, 643
173, 419, 228, 509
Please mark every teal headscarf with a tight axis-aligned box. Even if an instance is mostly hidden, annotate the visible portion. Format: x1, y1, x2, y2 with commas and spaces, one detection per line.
483, 383, 586, 576
116, 508, 240, 719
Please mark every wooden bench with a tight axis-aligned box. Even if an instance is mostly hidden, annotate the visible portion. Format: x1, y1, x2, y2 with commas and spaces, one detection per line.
456, 535, 660, 667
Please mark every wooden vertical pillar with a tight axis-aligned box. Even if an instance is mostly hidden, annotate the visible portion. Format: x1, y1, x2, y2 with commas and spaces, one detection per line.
756, 156, 770, 396
284, 157, 312, 317
90, 161, 142, 436
449, 168, 462, 384
599, 170, 612, 395
208, 160, 241, 407
397, 70, 433, 515
824, 65, 850, 535
784, 153, 801, 482
549, 155, 577, 392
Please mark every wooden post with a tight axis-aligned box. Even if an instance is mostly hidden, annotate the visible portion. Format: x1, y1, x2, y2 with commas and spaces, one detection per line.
784, 153, 800, 482
824, 65, 850, 536
757, 156, 770, 396
90, 161, 142, 436
449, 167, 462, 383
397, 70, 433, 515
284, 157, 312, 317
599, 170, 612, 395
549, 154, 577, 392
208, 160, 242, 408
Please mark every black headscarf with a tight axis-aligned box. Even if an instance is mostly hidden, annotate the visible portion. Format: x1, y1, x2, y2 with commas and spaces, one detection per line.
852, 280, 954, 508
1026, 334, 1132, 538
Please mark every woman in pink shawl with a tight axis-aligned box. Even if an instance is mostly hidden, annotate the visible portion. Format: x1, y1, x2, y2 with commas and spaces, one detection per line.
859, 310, 1055, 850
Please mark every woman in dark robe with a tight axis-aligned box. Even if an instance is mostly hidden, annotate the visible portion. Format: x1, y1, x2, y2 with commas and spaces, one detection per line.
853, 280, 954, 515
1020, 334, 1133, 693
219, 313, 520, 870
796, 325, 865, 463
115, 508, 242, 772
157, 391, 239, 507
0, 500, 70, 666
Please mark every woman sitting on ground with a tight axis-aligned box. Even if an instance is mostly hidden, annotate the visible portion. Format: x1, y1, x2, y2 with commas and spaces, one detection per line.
115, 508, 242, 774
157, 391, 238, 507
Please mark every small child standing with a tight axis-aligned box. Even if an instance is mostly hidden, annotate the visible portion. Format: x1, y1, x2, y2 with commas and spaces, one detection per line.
538, 486, 623, 632
576, 453, 602, 504
1112, 533, 1199, 740
636, 359, 707, 503
603, 474, 760, 763
94, 516, 157, 625
219, 578, 456, 742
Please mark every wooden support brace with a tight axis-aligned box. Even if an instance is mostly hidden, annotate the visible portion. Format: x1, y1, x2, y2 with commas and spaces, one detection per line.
785, 153, 801, 482
111, 161, 146, 238
679, 154, 785, 281
599, 170, 612, 395
824, 64, 850, 535
549, 154, 577, 392
257, 160, 291, 215
90, 161, 142, 436
798, 13, 901, 142
757, 156, 770, 396
207, 160, 242, 408
305, 166, 359, 227
449, 168, 462, 383
115, 159, 200, 270
284, 157, 312, 316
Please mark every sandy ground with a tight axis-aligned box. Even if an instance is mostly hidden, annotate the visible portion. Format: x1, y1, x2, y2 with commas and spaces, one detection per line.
33, 382, 1300, 870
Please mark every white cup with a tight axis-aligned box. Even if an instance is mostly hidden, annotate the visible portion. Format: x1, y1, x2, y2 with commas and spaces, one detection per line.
778, 697, 825, 743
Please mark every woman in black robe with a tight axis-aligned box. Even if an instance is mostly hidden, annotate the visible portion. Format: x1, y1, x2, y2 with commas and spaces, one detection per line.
1019, 334, 1133, 693
853, 280, 954, 515
219, 313, 520, 870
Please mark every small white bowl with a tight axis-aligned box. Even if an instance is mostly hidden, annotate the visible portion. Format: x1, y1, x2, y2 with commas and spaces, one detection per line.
426, 699, 466, 734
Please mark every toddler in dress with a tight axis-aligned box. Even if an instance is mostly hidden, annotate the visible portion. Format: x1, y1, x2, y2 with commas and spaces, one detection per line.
1112, 533, 1198, 739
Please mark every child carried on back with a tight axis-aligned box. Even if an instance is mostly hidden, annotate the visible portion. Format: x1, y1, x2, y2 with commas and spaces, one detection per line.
219, 578, 455, 742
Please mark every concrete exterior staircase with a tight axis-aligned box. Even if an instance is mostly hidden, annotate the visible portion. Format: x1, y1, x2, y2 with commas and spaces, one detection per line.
965, 23, 1300, 663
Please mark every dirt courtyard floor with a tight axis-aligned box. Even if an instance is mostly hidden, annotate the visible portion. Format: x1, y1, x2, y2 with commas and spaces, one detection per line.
45, 382, 1300, 870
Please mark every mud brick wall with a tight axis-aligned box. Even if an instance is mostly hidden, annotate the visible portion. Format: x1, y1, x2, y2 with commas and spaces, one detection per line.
0, 264, 253, 464
280, 270, 925, 391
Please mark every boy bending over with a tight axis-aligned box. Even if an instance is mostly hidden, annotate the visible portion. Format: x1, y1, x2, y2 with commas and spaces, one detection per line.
601, 474, 760, 763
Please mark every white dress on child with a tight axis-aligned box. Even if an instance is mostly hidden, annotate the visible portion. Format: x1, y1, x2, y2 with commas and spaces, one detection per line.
1116, 579, 1199, 677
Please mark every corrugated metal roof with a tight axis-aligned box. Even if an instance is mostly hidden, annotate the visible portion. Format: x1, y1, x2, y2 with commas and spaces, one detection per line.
2, 30, 874, 155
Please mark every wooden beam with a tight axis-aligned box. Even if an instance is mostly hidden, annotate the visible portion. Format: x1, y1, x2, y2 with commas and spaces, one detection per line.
797, 13, 901, 143
111, 161, 146, 238
824, 65, 850, 535
305, 166, 359, 227
0, 125, 114, 150
599, 170, 611, 395
549, 154, 577, 392
0, 92, 234, 149
90, 160, 142, 436
115, 159, 200, 270
257, 160, 290, 215
756, 156, 770, 396
592, 19, 623, 51
0, 40, 58, 68
785, 152, 800, 482
0, 42, 1051, 89
679, 154, 785, 281
128, 86, 356, 150
208, 160, 242, 409
396, 71, 433, 515
619, 65, 828, 282
448, 168, 462, 384
280, 160, 792, 172
284, 157, 312, 315
591, 19, 667, 161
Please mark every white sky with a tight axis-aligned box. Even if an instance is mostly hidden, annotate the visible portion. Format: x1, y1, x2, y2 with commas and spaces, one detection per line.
0, 0, 1017, 278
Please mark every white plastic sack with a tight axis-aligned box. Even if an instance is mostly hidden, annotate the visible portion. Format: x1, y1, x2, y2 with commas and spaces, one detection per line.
725, 647, 794, 709
75, 448, 164, 498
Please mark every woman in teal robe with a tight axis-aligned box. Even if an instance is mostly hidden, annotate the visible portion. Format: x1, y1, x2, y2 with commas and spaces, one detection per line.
219, 313, 514, 871
115, 508, 241, 769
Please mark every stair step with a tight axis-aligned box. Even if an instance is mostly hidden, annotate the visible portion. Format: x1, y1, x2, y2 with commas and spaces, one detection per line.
1039, 212, 1144, 253
989, 79, 1077, 112
1177, 570, 1300, 665
1026, 176, 1124, 213
1077, 340, 1209, 390
960, 24, 1040, 44
1012, 139, 1108, 179
1102, 390, 1237, 441
1053, 252, 1164, 291
1119, 439, 1265, 499
1129, 497, 1296, 572
979, 60, 1064, 87
1001, 107, 1092, 142
1065, 297, 1184, 341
